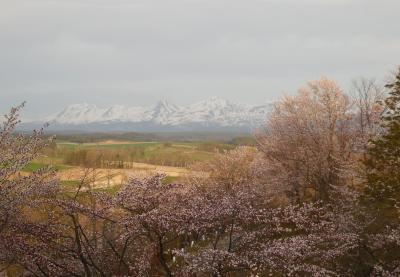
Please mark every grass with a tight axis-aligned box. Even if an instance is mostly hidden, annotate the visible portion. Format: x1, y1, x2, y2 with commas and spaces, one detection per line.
161, 176, 181, 184
22, 139, 238, 196
54, 140, 219, 168
60, 180, 80, 187
22, 162, 72, 172
57, 141, 161, 149
93, 185, 123, 195
57, 140, 232, 152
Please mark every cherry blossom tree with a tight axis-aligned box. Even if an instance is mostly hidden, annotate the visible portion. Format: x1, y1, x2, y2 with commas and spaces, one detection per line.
257, 77, 362, 202
173, 148, 359, 276
0, 105, 141, 276
0, 103, 60, 274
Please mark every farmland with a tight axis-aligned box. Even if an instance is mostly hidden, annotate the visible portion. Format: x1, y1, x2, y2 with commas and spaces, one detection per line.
24, 138, 253, 188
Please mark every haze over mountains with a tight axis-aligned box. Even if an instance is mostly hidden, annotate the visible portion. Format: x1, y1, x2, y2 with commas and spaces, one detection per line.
22, 97, 272, 132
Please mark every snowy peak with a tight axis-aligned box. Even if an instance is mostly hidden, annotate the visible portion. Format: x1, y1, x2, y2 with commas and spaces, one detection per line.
103, 105, 125, 118
55, 103, 106, 124
153, 100, 179, 116
152, 100, 181, 124
42, 98, 273, 131
154, 100, 179, 113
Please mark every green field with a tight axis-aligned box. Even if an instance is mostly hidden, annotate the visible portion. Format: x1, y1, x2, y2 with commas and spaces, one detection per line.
22, 137, 255, 189
22, 162, 72, 172
43, 140, 237, 168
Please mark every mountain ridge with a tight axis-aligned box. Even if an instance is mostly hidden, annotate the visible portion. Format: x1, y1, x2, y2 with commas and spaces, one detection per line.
22, 97, 273, 132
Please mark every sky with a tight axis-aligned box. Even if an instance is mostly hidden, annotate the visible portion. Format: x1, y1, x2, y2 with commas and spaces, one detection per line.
0, 0, 399, 118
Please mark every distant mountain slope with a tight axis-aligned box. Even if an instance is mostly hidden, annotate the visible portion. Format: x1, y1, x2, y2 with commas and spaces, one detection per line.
21, 97, 273, 132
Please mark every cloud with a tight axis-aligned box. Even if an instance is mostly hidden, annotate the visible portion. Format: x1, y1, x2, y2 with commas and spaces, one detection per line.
0, 0, 399, 117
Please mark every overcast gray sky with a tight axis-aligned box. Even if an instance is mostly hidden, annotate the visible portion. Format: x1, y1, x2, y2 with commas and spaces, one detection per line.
1, 0, 399, 118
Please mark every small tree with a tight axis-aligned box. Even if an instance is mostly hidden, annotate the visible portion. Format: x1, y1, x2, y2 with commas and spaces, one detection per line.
350, 77, 384, 140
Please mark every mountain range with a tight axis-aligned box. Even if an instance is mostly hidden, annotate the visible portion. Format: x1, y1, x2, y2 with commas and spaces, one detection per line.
21, 97, 273, 132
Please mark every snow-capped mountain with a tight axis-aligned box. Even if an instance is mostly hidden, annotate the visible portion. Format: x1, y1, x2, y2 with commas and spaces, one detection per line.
24, 97, 273, 132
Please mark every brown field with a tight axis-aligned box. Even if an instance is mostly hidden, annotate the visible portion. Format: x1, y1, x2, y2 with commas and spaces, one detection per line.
57, 162, 192, 189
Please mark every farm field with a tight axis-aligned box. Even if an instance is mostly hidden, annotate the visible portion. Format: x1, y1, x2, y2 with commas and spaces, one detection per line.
23, 138, 244, 188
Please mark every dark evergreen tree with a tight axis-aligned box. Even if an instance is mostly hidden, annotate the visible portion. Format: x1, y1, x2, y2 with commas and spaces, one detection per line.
364, 67, 400, 218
